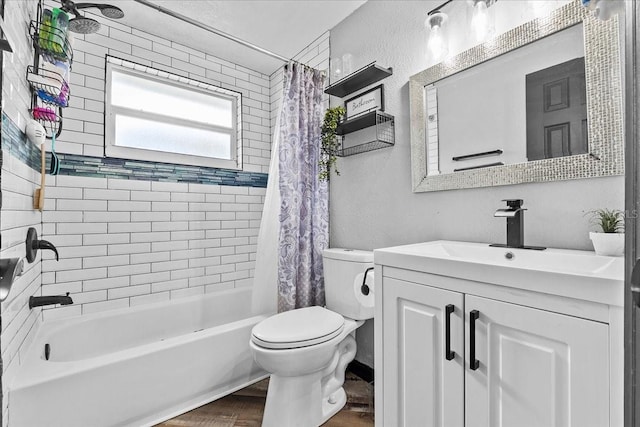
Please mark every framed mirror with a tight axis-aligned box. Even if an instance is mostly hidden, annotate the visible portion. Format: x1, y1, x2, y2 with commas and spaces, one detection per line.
409, 0, 623, 192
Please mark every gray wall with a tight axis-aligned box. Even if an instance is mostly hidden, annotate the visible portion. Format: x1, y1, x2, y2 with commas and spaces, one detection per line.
328, 0, 625, 367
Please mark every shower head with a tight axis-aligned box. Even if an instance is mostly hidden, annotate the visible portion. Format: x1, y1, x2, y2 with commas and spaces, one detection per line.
68, 16, 101, 34
60, 0, 125, 34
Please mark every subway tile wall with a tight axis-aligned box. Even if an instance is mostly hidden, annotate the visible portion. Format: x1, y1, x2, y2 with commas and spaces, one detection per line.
41, 174, 265, 320
0, 2, 39, 425
37, 2, 274, 319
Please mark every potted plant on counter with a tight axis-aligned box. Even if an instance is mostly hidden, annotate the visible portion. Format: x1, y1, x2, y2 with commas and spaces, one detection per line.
588, 208, 625, 256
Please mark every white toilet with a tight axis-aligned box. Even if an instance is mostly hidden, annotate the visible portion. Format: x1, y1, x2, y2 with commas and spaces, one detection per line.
249, 248, 374, 427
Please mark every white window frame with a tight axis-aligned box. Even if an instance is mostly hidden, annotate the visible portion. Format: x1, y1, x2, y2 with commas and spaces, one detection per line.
105, 59, 243, 170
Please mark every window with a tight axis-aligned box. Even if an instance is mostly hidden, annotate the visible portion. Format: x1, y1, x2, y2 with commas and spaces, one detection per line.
105, 58, 242, 169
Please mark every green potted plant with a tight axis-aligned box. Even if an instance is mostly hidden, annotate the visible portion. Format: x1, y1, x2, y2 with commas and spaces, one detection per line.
587, 208, 625, 256
319, 106, 346, 181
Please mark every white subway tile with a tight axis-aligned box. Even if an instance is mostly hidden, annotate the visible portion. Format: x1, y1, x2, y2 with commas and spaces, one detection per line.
152, 278, 188, 293
170, 267, 204, 280
108, 243, 150, 256
108, 284, 151, 299
130, 231, 170, 243
57, 222, 107, 235
57, 267, 107, 282
83, 254, 129, 268
151, 221, 188, 232
170, 192, 205, 202
151, 259, 188, 273
57, 199, 107, 211
170, 230, 205, 241
130, 251, 170, 264
108, 201, 151, 212
108, 222, 151, 233
72, 290, 108, 305
84, 189, 130, 201
131, 211, 170, 222
171, 211, 206, 221
152, 240, 188, 252
83, 233, 130, 246
130, 271, 170, 286
42, 258, 82, 272
152, 201, 188, 212
42, 281, 83, 295
170, 249, 204, 261
83, 276, 129, 292
108, 263, 150, 278
84, 211, 130, 222
130, 190, 170, 201
188, 238, 221, 249
108, 179, 150, 191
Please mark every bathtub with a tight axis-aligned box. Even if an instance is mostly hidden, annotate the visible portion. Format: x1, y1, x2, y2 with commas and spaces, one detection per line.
9, 287, 268, 427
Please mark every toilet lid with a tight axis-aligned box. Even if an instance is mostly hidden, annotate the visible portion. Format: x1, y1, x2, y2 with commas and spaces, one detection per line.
251, 306, 345, 350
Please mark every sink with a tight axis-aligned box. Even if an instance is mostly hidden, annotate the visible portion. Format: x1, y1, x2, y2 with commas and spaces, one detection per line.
395, 240, 620, 276
374, 240, 624, 306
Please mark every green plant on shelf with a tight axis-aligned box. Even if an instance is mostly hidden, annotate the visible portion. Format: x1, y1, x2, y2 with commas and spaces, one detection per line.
320, 106, 346, 181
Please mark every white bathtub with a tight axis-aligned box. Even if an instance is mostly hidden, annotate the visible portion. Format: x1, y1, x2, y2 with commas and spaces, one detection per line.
9, 288, 268, 427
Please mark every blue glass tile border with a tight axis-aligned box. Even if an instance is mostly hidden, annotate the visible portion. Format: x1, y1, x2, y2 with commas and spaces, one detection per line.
1, 113, 268, 188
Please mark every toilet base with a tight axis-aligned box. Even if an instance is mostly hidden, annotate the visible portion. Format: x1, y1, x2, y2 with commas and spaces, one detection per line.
260, 335, 357, 427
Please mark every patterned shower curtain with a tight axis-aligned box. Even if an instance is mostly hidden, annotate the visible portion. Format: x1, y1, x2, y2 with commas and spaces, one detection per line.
277, 63, 329, 312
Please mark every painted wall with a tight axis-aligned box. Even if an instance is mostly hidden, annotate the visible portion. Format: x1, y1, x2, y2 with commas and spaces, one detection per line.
328, 0, 625, 367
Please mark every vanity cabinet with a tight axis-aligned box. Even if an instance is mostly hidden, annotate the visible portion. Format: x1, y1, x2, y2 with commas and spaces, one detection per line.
374, 243, 623, 427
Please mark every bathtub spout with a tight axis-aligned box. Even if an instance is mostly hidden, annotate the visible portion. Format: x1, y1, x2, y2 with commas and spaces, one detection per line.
29, 293, 73, 309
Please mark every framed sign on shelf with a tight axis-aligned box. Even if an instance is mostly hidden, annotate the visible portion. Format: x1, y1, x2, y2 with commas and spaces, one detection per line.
344, 84, 384, 120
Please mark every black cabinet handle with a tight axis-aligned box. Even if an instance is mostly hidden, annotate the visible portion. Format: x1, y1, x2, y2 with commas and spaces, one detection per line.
445, 304, 455, 361
469, 310, 480, 370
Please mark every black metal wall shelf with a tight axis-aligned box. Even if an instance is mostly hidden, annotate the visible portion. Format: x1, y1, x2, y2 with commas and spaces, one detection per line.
325, 62, 393, 98
335, 111, 395, 157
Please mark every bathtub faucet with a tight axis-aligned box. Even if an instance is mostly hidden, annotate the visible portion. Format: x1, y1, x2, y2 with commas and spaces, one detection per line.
29, 292, 73, 309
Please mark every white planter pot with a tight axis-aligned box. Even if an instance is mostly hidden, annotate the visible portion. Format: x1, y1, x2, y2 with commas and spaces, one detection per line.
589, 232, 624, 257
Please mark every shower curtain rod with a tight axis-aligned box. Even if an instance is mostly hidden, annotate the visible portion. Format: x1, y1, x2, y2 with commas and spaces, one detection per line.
132, 0, 290, 63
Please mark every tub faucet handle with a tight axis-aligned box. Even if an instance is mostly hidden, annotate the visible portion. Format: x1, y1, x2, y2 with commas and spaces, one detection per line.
25, 227, 59, 263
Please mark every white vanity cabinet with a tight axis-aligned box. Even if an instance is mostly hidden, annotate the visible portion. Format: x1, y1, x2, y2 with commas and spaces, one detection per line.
374, 241, 624, 427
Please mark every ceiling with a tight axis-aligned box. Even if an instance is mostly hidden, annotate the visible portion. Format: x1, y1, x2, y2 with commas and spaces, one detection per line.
85, 0, 366, 75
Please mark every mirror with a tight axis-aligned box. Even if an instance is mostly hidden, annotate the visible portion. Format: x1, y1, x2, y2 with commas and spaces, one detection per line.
409, 1, 623, 192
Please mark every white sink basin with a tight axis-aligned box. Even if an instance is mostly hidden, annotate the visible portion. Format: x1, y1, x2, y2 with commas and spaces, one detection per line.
374, 240, 624, 306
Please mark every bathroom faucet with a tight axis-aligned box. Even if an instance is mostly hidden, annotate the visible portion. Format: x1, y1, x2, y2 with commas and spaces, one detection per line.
29, 293, 73, 309
490, 199, 546, 250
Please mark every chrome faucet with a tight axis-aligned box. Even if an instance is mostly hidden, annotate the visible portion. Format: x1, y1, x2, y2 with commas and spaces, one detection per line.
29, 293, 73, 309
490, 199, 546, 250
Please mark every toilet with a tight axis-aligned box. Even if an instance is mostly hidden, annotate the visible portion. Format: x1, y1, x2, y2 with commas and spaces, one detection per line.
249, 248, 374, 427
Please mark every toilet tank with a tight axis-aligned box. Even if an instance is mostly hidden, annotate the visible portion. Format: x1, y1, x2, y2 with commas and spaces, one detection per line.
323, 248, 374, 321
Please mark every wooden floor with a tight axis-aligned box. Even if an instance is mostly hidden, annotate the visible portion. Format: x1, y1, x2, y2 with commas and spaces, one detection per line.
157, 373, 374, 427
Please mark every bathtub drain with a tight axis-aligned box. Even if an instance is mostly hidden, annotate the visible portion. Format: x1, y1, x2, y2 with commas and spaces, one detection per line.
45, 343, 50, 361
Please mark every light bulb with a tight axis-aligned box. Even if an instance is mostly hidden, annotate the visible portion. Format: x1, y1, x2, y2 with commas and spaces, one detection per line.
426, 12, 449, 63
471, 0, 495, 43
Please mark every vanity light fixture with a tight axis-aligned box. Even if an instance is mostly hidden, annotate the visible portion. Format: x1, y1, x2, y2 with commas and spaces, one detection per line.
470, 0, 496, 43
426, 11, 449, 63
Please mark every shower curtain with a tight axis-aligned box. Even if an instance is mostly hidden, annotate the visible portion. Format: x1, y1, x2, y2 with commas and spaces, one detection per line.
251, 63, 328, 315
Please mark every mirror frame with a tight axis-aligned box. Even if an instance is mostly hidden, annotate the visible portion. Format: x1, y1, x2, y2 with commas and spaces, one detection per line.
409, 0, 624, 192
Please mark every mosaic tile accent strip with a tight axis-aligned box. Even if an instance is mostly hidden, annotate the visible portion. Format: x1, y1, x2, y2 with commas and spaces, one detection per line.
409, 0, 624, 192
1, 114, 268, 188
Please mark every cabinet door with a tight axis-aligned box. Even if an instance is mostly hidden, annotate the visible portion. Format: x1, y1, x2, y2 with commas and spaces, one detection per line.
382, 278, 464, 427
465, 295, 609, 427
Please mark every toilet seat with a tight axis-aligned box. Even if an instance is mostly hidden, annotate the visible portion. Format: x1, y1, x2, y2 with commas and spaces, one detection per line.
251, 306, 345, 350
